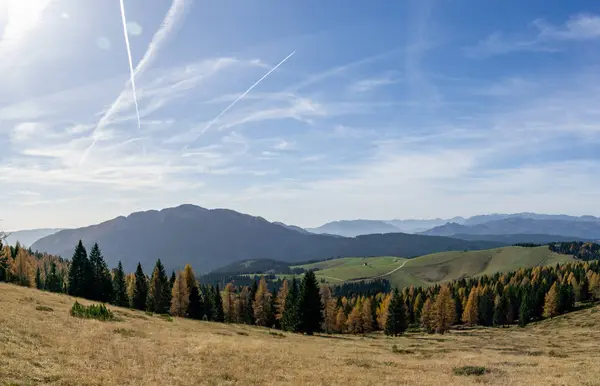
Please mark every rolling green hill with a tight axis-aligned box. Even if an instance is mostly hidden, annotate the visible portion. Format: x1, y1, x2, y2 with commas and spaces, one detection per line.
293, 246, 575, 288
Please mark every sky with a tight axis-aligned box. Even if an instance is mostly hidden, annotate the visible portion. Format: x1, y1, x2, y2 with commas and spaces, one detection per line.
1, 0, 600, 231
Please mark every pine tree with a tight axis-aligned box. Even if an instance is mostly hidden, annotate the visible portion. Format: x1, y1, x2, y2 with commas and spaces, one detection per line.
268, 287, 278, 328
112, 261, 129, 307
297, 270, 323, 335
132, 263, 148, 311
519, 291, 531, 327
88, 243, 113, 302
35, 266, 44, 290
187, 284, 203, 319
253, 277, 272, 326
477, 286, 494, 326
281, 277, 300, 332
68, 241, 91, 298
45, 261, 62, 293
0, 244, 8, 282
148, 259, 171, 314
433, 285, 456, 334
420, 298, 434, 333
543, 282, 560, 318
462, 288, 479, 326
385, 288, 408, 336
169, 271, 176, 292
212, 284, 225, 322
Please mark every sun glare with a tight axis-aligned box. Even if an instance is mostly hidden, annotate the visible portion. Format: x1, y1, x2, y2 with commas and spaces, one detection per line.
1, 0, 51, 43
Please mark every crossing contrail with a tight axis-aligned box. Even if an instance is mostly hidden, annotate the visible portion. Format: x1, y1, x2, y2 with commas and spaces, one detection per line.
119, 0, 141, 130
183, 50, 295, 151
80, 0, 189, 166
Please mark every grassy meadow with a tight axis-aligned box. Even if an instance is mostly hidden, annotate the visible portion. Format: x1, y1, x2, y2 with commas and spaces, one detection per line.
2, 282, 599, 385
294, 246, 575, 287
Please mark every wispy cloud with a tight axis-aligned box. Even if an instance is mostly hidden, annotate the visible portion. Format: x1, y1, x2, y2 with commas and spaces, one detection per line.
81, 0, 191, 165
348, 73, 401, 93
467, 13, 600, 58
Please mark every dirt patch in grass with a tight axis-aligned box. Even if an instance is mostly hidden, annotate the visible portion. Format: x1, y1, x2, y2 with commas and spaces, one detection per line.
113, 328, 146, 338
391, 344, 415, 354
345, 359, 373, 368
35, 305, 54, 312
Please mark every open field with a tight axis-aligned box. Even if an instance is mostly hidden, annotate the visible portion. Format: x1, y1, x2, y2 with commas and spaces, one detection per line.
294, 246, 575, 287
2, 283, 600, 385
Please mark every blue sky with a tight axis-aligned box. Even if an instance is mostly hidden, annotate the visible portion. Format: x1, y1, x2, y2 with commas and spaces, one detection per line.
1, 0, 600, 230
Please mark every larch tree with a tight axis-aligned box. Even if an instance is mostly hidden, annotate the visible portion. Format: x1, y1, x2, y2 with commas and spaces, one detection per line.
346, 297, 363, 334
238, 286, 253, 324
222, 283, 236, 323
543, 282, 560, 319
376, 293, 391, 330
433, 285, 456, 334
319, 284, 334, 333
335, 306, 346, 333
126, 272, 136, 308
493, 294, 506, 327
132, 263, 148, 311
112, 261, 129, 307
148, 259, 171, 314
297, 270, 323, 335
420, 297, 434, 333
361, 297, 374, 333
275, 279, 289, 321
253, 277, 272, 326
171, 270, 190, 317
324, 298, 338, 333
413, 292, 424, 323
462, 288, 479, 326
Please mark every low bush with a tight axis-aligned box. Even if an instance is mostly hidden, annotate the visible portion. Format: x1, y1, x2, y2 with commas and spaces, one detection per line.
453, 366, 488, 376
70, 301, 115, 321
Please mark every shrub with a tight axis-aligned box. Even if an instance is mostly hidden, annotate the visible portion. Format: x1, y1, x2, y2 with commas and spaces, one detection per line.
70, 301, 115, 321
453, 366, 488, 376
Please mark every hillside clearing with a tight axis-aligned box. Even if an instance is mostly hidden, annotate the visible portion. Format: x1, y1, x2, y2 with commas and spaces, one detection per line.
294, 246, 575, 287
2, 283, 599, 385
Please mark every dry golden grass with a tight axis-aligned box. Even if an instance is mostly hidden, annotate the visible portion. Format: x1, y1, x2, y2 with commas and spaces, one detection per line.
1, 282, 599, 386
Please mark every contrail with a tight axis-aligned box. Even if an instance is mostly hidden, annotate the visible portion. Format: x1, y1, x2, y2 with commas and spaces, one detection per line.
80, 0, 189, 165
119, 0, 141, 129
183, 50, 295, 151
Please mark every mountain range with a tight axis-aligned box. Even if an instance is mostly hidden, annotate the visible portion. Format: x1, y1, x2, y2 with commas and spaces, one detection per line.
30, 205, 502, 273
3, 228, 64, 247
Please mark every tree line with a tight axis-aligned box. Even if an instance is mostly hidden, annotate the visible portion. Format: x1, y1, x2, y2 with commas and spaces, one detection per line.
2, 239, 599, 336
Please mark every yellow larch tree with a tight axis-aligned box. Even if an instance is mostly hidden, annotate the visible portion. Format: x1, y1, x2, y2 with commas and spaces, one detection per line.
253, 276, 272, 326
376, 293, 391, 330
420, 297, 434, 333
275, 279, 289, 321
222, 283, 236, 323
462, 287, 479, 326
126, 273, 136, 307
361, 297, 374, 333
170, 270, 189, 317
324, 299, 338, 333
433, 285, 456, 334
335, 306, 347, 333
346, 297, 363, 334
543, 282, 560, 318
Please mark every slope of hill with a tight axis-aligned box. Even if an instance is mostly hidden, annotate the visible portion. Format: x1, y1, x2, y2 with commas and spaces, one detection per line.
294, 246, 575, 288
272, 222, 310, 234
211, 259, 293, 274
386, 217, 466, 233
306, 220, 401, 237
2, 282, 599, 385
464, 212, 600, 226
421, 218, 600, 240
4, 228, 64, 247
448, 233, 590, 244
30, 204, 503, 273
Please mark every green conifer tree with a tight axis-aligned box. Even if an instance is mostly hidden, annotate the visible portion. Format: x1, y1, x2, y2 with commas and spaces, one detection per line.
385, 288, 408, 336
212, 284, 225, 322
68, 241, 91, 298
518, 292, 530, 327
45, 261, 62, 293
132, 263, 148, 311
88, 243, 113, 302
112, 261, 129, 307
297, 270, 323, 335
148, 259, 170, 314
187, 285, 203, 319
281, 277, 300, 332
35, 266, 44, 290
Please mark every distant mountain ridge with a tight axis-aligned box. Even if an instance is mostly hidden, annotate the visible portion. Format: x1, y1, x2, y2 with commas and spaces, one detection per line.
4, 228, 65, 247
30, 204, 503, 273
421, 218, 600, 240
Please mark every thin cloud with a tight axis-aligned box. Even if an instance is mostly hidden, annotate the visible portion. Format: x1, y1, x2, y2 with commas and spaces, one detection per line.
81, 0, 191, 165
467, 13, 600, 58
